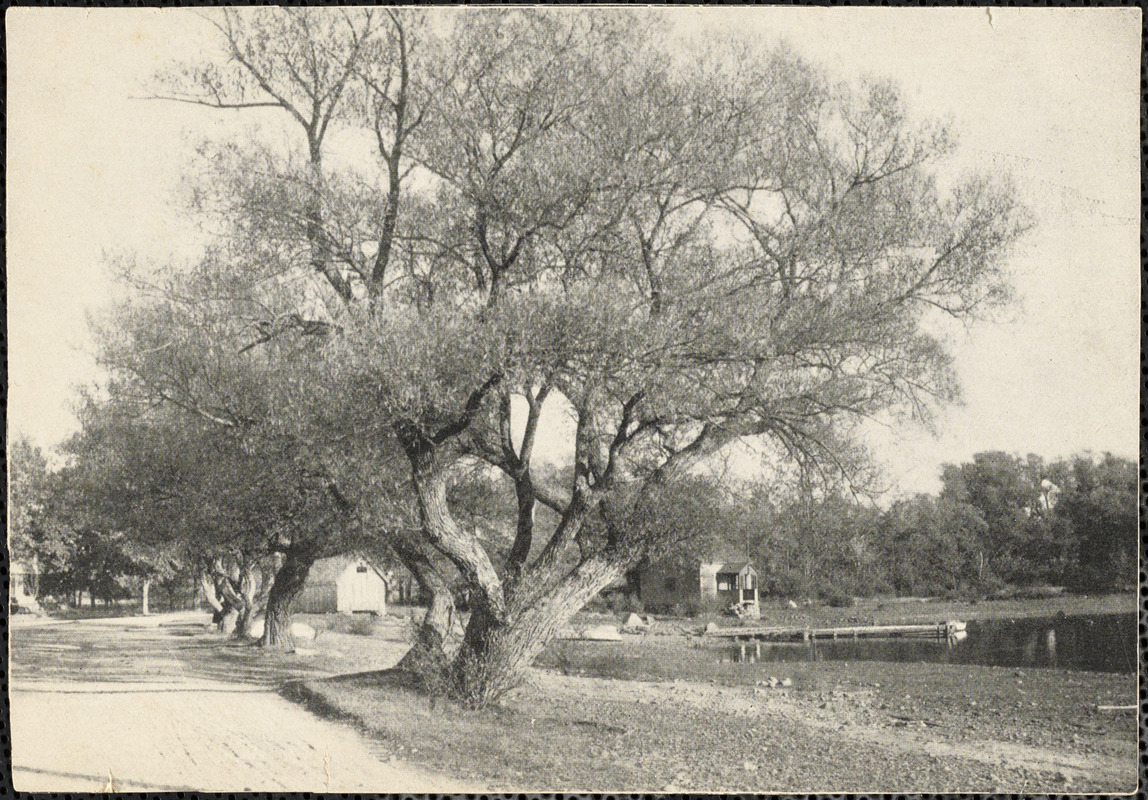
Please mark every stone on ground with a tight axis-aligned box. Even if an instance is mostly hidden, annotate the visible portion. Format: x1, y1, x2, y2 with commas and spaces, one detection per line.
290, 622, 317, 640
581, 624, 622, 641
620, 613, 648, 633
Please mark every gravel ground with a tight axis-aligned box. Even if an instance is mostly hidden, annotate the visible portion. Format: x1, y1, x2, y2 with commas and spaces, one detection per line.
8, 614, 470, 793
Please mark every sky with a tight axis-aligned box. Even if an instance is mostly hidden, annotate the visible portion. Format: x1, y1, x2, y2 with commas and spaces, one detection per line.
6, 7, 1141, 497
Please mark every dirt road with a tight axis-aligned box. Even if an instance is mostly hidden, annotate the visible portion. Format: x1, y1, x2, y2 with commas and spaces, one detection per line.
8, 614, 468, 792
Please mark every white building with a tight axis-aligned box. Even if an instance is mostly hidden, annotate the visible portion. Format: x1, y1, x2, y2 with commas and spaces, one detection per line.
294, 554, 388, 615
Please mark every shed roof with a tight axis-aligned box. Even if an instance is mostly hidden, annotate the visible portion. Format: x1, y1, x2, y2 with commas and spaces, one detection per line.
710, 560, 756, 574
306, 553, 387, 584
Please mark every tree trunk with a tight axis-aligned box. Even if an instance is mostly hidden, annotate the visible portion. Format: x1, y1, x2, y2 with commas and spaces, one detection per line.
406, 445, 507, 620
219, 605, 239, 635
391, 535, 456, 679
141, 578, 152, 616
261, 547, 314, 652
233, 564, 260, 639
201, 573, 225, 614
624, 567, 642, 602
450, 557, 626, 708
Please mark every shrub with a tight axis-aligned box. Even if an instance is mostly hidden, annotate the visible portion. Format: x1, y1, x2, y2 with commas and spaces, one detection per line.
699, 595, 729, 616
824, 592, 855, 608
348, 614, 378, 636
766, 569, 812, 600
606, 592, 643, 615
854, 574, 894, 598
622, 594, 644, 615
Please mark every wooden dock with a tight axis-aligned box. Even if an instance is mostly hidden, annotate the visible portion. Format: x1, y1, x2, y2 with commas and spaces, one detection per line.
706, 620, 966, 642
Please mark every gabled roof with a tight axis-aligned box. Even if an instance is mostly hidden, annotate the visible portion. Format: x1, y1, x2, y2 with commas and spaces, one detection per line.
306, 553, 387, 584
709, 560, 756, 574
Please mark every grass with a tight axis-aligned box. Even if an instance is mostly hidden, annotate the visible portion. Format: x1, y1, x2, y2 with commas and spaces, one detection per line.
285, 592, 1138, 791
293, 610, 415, 642
293, 635, 1135, 792
286, 670, 648, 790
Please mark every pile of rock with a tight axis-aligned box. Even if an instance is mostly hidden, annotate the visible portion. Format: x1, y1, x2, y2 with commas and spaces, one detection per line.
754, 676, 793, 690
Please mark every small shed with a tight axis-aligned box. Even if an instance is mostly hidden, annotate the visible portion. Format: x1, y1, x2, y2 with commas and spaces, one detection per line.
700, 561, 759, 608
294, 554, 388, 615
9, 557, 40, 612
639, 557, 759, 616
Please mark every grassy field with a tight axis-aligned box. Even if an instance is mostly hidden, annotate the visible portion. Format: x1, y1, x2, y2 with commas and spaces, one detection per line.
288, 592, 1138, 793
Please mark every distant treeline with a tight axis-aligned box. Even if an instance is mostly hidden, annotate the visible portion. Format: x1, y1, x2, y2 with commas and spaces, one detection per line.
656, 451, 1138, 601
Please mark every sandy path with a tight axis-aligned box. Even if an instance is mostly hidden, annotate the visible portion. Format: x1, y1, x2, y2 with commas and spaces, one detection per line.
9, 616, 469, 792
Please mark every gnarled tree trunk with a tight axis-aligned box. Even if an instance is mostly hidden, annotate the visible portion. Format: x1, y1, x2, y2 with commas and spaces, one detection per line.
233, 563, 262, 639
201, 572, 225, 616
406, 445, 507, 619
450, 556, 627, 708
261, 546, 315, 651
391, 535, 456, 680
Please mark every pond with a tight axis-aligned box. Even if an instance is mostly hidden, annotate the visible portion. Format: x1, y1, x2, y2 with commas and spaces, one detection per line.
722, 613, 1138, 674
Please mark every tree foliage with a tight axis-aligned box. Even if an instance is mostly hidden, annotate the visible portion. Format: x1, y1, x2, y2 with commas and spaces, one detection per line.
718, 450, 1138, 600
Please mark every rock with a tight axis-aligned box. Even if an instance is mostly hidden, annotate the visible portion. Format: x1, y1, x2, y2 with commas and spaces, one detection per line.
787, 600, 799, 609
620, 613, 648, 633
780, 678, 793, 688
743, 761, 758, 772
581, 624, 622, 641
291, 621, 318, 641
703, 622, 720, 634
247, 617, 316, 641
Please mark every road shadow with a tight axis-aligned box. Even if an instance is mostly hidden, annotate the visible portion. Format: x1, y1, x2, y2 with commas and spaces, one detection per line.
10, 621, 335, 688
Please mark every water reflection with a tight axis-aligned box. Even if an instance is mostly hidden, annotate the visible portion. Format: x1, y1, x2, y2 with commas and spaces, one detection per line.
724, 613, 1135, 673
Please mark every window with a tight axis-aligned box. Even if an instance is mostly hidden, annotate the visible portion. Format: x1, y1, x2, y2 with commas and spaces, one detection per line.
356, 565, 368, 573
717, 574, 734, 591
743, 573, 754, 590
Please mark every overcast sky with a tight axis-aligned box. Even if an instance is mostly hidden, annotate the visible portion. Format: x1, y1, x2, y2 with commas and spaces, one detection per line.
6, 7, 1140, 496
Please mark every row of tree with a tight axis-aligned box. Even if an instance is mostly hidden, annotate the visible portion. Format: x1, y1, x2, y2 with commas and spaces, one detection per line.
8, 8, 1031, 706
700, 451, 1138, 601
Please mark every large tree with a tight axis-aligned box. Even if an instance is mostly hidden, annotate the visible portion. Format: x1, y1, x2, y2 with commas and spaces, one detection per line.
107, 8, 1029, 704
